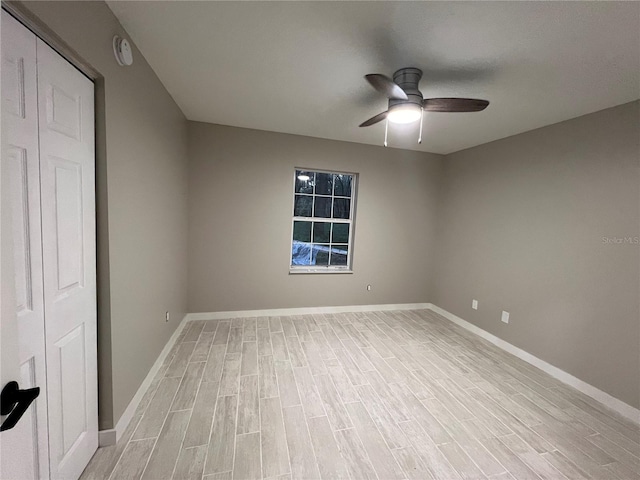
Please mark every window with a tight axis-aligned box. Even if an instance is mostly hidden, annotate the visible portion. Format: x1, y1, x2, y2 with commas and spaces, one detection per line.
290, 169, 356, 273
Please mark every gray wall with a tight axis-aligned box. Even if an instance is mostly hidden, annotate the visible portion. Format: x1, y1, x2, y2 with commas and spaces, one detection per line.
21, 1, 190, 428
432, 101, 640, 409
187, 122, 443, 312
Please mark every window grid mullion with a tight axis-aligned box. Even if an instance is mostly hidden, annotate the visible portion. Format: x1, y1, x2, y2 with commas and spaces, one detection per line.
293, 217, 351, 224
311, 173, 316, 218
309, 220, 314, 265
329, 174, 334, 265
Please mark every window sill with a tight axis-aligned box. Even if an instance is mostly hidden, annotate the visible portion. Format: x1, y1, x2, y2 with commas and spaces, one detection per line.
289, 268, 353, 275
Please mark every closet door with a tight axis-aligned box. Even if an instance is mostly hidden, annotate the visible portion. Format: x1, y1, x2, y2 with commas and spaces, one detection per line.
1, 11, 50, 480
36, 38, 98, 479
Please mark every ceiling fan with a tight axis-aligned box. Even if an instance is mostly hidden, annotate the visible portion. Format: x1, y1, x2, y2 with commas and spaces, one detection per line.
360, 67, 489, 145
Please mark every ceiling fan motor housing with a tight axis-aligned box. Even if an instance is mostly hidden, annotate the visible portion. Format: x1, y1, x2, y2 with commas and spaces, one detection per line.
389, 67, 423, 109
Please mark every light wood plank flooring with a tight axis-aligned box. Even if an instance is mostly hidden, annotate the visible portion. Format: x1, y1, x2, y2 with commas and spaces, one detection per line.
81, 310, 640, 480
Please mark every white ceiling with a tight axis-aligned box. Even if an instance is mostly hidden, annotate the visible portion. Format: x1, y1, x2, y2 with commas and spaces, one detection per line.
107, 1, 639, 155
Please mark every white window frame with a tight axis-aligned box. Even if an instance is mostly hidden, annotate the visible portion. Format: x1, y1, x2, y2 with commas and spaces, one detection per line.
289, 167, 357, 274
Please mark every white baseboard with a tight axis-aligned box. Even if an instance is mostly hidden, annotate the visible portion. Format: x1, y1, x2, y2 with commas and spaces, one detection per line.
427, 303, 640, 426
98, 429, 116, 447
98, 314, 190, 446
186, 302, 431, 321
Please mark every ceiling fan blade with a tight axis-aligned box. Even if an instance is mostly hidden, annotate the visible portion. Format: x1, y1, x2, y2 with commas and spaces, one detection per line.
423, 98, 489, 112
359, 111, 388, 127
365, 74, 408, 100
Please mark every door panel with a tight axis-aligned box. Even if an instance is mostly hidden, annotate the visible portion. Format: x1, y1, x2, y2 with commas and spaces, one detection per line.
46, 84, 82, 140
37, 37, 97, 480
56, 324, 87, 456
18, 357, 40, 476
7, 146, 32, 313
52, 158, 84, 293
1, 11, 49, 480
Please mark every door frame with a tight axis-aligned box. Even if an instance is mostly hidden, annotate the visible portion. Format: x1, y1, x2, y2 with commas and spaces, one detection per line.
2, 2, 99, 80
2, 0, 113, 444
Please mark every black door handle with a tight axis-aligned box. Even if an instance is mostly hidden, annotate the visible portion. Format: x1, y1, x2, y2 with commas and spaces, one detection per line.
0, 381, 40, 432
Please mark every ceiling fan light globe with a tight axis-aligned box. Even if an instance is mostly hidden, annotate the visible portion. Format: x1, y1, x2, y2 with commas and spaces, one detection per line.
387, 104, 422, 124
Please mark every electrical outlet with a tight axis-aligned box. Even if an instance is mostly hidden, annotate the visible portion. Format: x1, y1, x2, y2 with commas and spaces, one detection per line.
472, 299, 478, 310
501, 311, 510, 324
367, 284, 372, 291
165, 311, 170, 322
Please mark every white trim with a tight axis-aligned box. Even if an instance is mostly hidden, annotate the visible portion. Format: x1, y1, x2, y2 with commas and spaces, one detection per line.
290, 168, 357, 272
427, 303, 640, 426
98, 429, 116, 447
97, 314, 190, 446
186, 303, 431, 321
289, 268, 353, 274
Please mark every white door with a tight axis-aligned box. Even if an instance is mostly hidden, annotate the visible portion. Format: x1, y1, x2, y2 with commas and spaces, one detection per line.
1, 11, 98, 480
1, 11, 50, 480
36, 36, 98, 480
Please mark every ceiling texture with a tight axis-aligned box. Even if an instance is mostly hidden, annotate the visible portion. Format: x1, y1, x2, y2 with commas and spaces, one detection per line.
107, 1, 639, 155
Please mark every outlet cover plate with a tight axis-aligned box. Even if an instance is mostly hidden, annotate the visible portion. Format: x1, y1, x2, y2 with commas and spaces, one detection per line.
501, 311, 510, 324
472, 299, 478, 310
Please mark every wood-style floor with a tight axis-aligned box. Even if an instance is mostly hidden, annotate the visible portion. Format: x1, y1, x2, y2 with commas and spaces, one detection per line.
81, 310, 640, 480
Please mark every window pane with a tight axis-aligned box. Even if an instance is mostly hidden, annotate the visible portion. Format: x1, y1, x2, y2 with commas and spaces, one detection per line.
313, 222, 330, 243
332, 198, 350, 219
293, 221, 311, 242
295, 170, 314, 194
315, 172, 333, 195
291, 242, 312, 265
330, 245, 348, 266
332, 223, 349, 243
334, 174, 352, 197
313, 197, 331, 218
294, 195, 312, 217
312, 244, 329, 265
